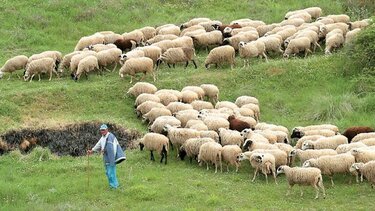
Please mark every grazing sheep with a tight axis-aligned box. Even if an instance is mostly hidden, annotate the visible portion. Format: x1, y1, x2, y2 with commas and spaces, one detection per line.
289, 149, 338, 165
351, 161, 375, 188
166, 102, 193, 115
181, 18, 211, 29
288, 11, 312, 23
351, 148, 375, 163
241, 128, 269, 144
212, 23, 242, 34
222, 145, 242, 172
274, 143, 294, 165
156, 89, 182, 102
302, 135, 348, 150
238, 40, 268, 67
235, 96, 259, 107
292, 124, 339, 135
215, 101, 238, 110
96, 48, 122, 71
198, 115, 230, 132
199, 130, 220, 142
86, 43, 117, 52
127, 82, 157, 97
348, 19, 370, 30
234, 107, 256, 119
243, 139, 278, 151
303, 153, 355, 186
156, 47, 197, 69
326, 14, 350, 23
135, 93, 160, 108
241, 103, 260, 121
283, 37, 312, 58
146, 34, 178, 45
0, 55, 28, 80
180, 25, 205, 36
122, 29, 145, 45
227, 115, 251, 132
228, 26, 258, 37
24, 58, 57, 82
74, 33, 105, 51
181, 90, 199, 104
255, 130, 278, 144
237, 152, 277, 184
103, 33, 123, 44
291, 129, 336, 139
342, 126, 374, 143
136, 46, 162, 64
113, 38, 137, 52
294, 135, 325, 149
218, 128, 243, 147
258, 36, 284, 55
345, 28, 361, 44
119, 57, 155, 83
319, 23, 349, 38
119, 50, 145, 65
325, 29, 345, 55
255, 123, 289, 135
174, 109, 199, 128
277, 166, 325, 199
181, 86, 205, 100
198, 142, 223, 173
135, 101, 165, 117
69, 51, 97, 76
58, 51, 80, 74
139, 26, 157, 40
303, 7, 322, 19
191, 31, 223, 51
163, 124, 200, 151
256, 24, 280, 37
151, 40, 176, 53
200, 84, 219, 103
157, 25, 180, 36
143, 107, 172, 125
179, 137, 215, 163
190, 100, 214, 111
74, 56, 99, 81
150, 116, 181, 134
155, 91, 179, 106
352, 132, 375, 142
139, 133, 169, 164
336, 142, 368, 154
222, 31, 259, 50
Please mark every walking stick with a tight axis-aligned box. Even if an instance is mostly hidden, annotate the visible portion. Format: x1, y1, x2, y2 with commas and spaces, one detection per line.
87, 147, 90, 188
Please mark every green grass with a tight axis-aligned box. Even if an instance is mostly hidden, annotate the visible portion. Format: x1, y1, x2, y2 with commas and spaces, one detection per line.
1, 0, 375, 210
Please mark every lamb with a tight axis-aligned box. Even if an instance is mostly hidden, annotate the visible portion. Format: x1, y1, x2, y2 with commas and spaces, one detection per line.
302, 135, 348, 150
227, 115, 251, 132
283, 37, 312, 58
200, 84, 219, 103
57, 51, 80, 74
238, 41, 268, 67
289, 149, 338, 165
149, 116, 181, 134
221, 145, 242, 172
197, 142, 223, 173
345, 28, 361, 44
218, 128, 243, 147
336, 142, 368, 154
74, 33, 105, 51
198, 115, 230, 132
222, 32, 259, 50
96, 48, 122, 71
190, 100, 214, 111
23, 58, 57, 82
113, 38, 137, 52
325, 29, 345, 55
174, 109, 199, 128
139, 26, 156, 40
243, 139, 278, 151
135, 101, 165, 117
155, 91, 179, 106
74, 56, 99, 81
166, 102, 193, 115
303, 153, 355, 186
139, 133, 169, 164
237, 152, 277, 184
352, 132, 375, 142
156, 47, 197, 69
276, 166, 325, 199
127, 82, 158, 97
351, 148, 375, 163
136, 46, 162, 64
162, 124, 200, 151
178, 137, 215, 163
199, 130, 220, 142
143, 107, 172, 125
342, 126, 374, 143
0, 55, 28, 80
326, 14, 350, 23
191, 31, 223, 51
146, 34, 178, 45
351, 161, 375, 188
119, 57, 155, 83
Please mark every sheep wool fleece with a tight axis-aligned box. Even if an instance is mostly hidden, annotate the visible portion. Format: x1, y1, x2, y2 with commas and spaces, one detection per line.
92, 132, 120, 189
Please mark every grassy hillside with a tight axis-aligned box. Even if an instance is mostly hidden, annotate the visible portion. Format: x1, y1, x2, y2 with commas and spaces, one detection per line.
1, 0, 375, 210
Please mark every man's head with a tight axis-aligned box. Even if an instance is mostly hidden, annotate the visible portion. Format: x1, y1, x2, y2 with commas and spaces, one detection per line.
100, 124, 109, 136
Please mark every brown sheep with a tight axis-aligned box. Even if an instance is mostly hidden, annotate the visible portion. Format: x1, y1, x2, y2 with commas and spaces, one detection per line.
213, 23, 242, 35
343, 126, 374, 143
113, 38, 137, 52
228, 115, 252, 132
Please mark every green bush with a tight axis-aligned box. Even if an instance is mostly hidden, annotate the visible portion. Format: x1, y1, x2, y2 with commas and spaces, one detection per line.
343, 0, 375, 19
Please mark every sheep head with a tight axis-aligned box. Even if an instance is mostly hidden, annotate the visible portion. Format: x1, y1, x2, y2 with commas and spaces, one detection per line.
301, 141, 314, 150
178, 146, 187, 161
276, 165, 287, 176
139, 142, 145, 151
291, 128, 304, 139
302, 160, 313, 168
243, 139, 253, 151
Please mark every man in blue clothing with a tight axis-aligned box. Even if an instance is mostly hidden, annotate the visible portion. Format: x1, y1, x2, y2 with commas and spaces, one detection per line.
88, 124, 119, 189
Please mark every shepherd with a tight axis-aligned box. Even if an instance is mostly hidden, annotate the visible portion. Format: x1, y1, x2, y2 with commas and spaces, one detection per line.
87, 124, 126, 189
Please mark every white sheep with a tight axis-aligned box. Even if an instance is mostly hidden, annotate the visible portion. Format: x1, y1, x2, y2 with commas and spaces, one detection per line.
200, 84, 219, 103
241, 129, 269, 144
303, 7, 322, 19
325, 29, 345, 55
139, 26, 156, 40
351, 148, 375, 163
223, 31, 259, 50
178, 137, 215, 163
0, 55, 28, 80
235, 96, 259, 107
166, 102, 193, 114
302, 135, 348, 150
218, 128, 243, 147
163, 124, 200, 152
135, 101, 165, 117
181, 18, 211, 29
292, 129, 336, 140
156, 47, 197, 69
150, 116, 181, 134
360, 138, 375, 146
86, 43, 117, 52
198, 142, 223, 173
238, 40, 268, 67
276, 166, 325, 199
119, 50, 145, 65
345, 28, 361, 44
352, 132, 375, 142
243, 139, 278, 151
122, 29, 145, 45
174, 109, 199, 128
24, 58, 57, 82
157, 25, 180, 36
319, 23, 349, 38
237, 152, 277, 184
127, 82, 158, 97
254, 123, 289, 135
222, 145, 242, 172
143, 107, 172, 125
289, 149, 338, 165
74, 33, 105, 51
283, 37, 312, 58
191, 31, 223, 51
136, 46, 162, 64
336, 142, 368, 154
58, 51, 80, 74
139, 133, 169, 164
69, 51, 97, 75
288, 11, 312, 22
74, 55, 99, 81
190, 100, 214, 111
326, 14, 350, 23
96, 48, 122, 71
257, 36, 284, 55
292, 124, 339, 134
199, 130, 220, 142
198, 115, 230, 132
155, 91, 179, 106
135, 93, 160, 108
303, 153, 355, 186
119, 57, 155, 83
252, 149, 289, 167
351, 161, 375, 188
151, 40, 175, 53
180, 25, 205, 36
146, 34, 178, 45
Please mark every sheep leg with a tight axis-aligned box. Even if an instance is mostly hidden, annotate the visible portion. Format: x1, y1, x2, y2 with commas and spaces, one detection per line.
264, 172, 268, 184
313, 184, 319, 199
263, 53, 269, 63
316, 42, 322, 51
150, 150, 155, 161
38, 74, 41, 81
226, 165, 229, 172
192, 60, 197, 69
49, 71, 52, 81
129, 76, 134, 84
304, 48, 312, 58
189, 157, 193, 164
206, 162, 209, 171
252, 168, 259, 182
272, 170, 278, 185
167, 63, 171, 68
152, 71, 156, 82
7, 73, 12, 80
173, 64, 175, 68
286, 185, 293, 196
330, 176, 334, 187
214, 162, 218, 173
29, 74, 35, 82
112, 63, 117, 72
184, 61, 189, 68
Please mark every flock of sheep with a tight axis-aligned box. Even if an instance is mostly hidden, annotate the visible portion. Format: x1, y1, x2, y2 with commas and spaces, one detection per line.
0, 7, 372, 82
129, 81, 375, 199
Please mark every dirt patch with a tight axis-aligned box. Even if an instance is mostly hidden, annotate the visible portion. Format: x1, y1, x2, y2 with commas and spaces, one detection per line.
0, 121, 142, 156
